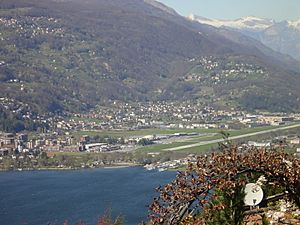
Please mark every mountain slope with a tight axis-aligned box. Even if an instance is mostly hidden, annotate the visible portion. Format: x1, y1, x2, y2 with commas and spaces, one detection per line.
261, 21, 300, 61
189, 15, 300, 61
0, 0, 241, 112
0, 0, 300, 117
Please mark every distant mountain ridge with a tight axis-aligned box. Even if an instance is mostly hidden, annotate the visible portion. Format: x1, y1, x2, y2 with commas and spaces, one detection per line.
189, 15, 300, 61
0, 0, 300, 118
189, 15, 275, 31
144, 0, 178, 15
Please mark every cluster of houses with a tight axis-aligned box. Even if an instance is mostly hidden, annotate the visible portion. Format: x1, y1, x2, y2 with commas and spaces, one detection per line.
1, 97, 299, 159
144, 154, 197, 172
0, 16, 64, 39
184, 56, 266, 84
55, 100, 299, 133
234, 114, 296, 126
0, 132, 31, 156
0, 131, 128, 157
0, 97, 30, 115
0, 132, 77, 156
0, 131, 207, 156
246, 136, 300, 154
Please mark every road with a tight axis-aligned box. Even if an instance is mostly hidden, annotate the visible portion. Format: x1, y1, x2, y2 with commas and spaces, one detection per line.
163, 123, 300, 151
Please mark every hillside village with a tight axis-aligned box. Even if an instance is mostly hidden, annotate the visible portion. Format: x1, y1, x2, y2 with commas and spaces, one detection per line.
184, 56, 267, 84
0, 16, 64, 40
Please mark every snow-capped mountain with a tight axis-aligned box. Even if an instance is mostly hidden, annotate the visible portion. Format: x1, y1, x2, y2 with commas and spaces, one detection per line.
189, 15, 300, 61
288, 20, 300, 30
188, 14, 275, 31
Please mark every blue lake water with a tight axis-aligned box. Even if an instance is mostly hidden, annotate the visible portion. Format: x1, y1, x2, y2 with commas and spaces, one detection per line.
0, 167, 176, 225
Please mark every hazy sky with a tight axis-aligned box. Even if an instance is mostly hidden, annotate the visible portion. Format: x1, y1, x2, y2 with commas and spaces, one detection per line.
156, 0, 300, 21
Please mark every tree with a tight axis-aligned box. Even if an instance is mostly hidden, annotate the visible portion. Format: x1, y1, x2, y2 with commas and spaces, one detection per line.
56, 210, 124, 225
148, 146, 300, 225
138, 138, 154, 146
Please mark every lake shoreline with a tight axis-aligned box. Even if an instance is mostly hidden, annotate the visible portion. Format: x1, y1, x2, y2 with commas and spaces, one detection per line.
0, 163, 142, 172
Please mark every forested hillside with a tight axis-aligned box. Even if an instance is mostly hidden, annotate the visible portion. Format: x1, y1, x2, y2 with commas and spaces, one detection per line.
0, 0, 300, 118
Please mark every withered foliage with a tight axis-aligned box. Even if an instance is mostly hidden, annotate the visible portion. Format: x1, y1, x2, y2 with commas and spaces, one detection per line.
148, 146, 300, 225
50, 210, 124, 225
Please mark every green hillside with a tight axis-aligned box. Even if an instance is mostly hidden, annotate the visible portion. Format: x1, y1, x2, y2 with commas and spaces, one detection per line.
0, 0, 299, 119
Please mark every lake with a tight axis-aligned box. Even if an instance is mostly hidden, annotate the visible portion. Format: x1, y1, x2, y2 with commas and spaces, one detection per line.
0, 167, 176, 225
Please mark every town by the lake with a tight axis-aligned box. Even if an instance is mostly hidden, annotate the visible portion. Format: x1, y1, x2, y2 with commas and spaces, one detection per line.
1, 100, 300, 172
